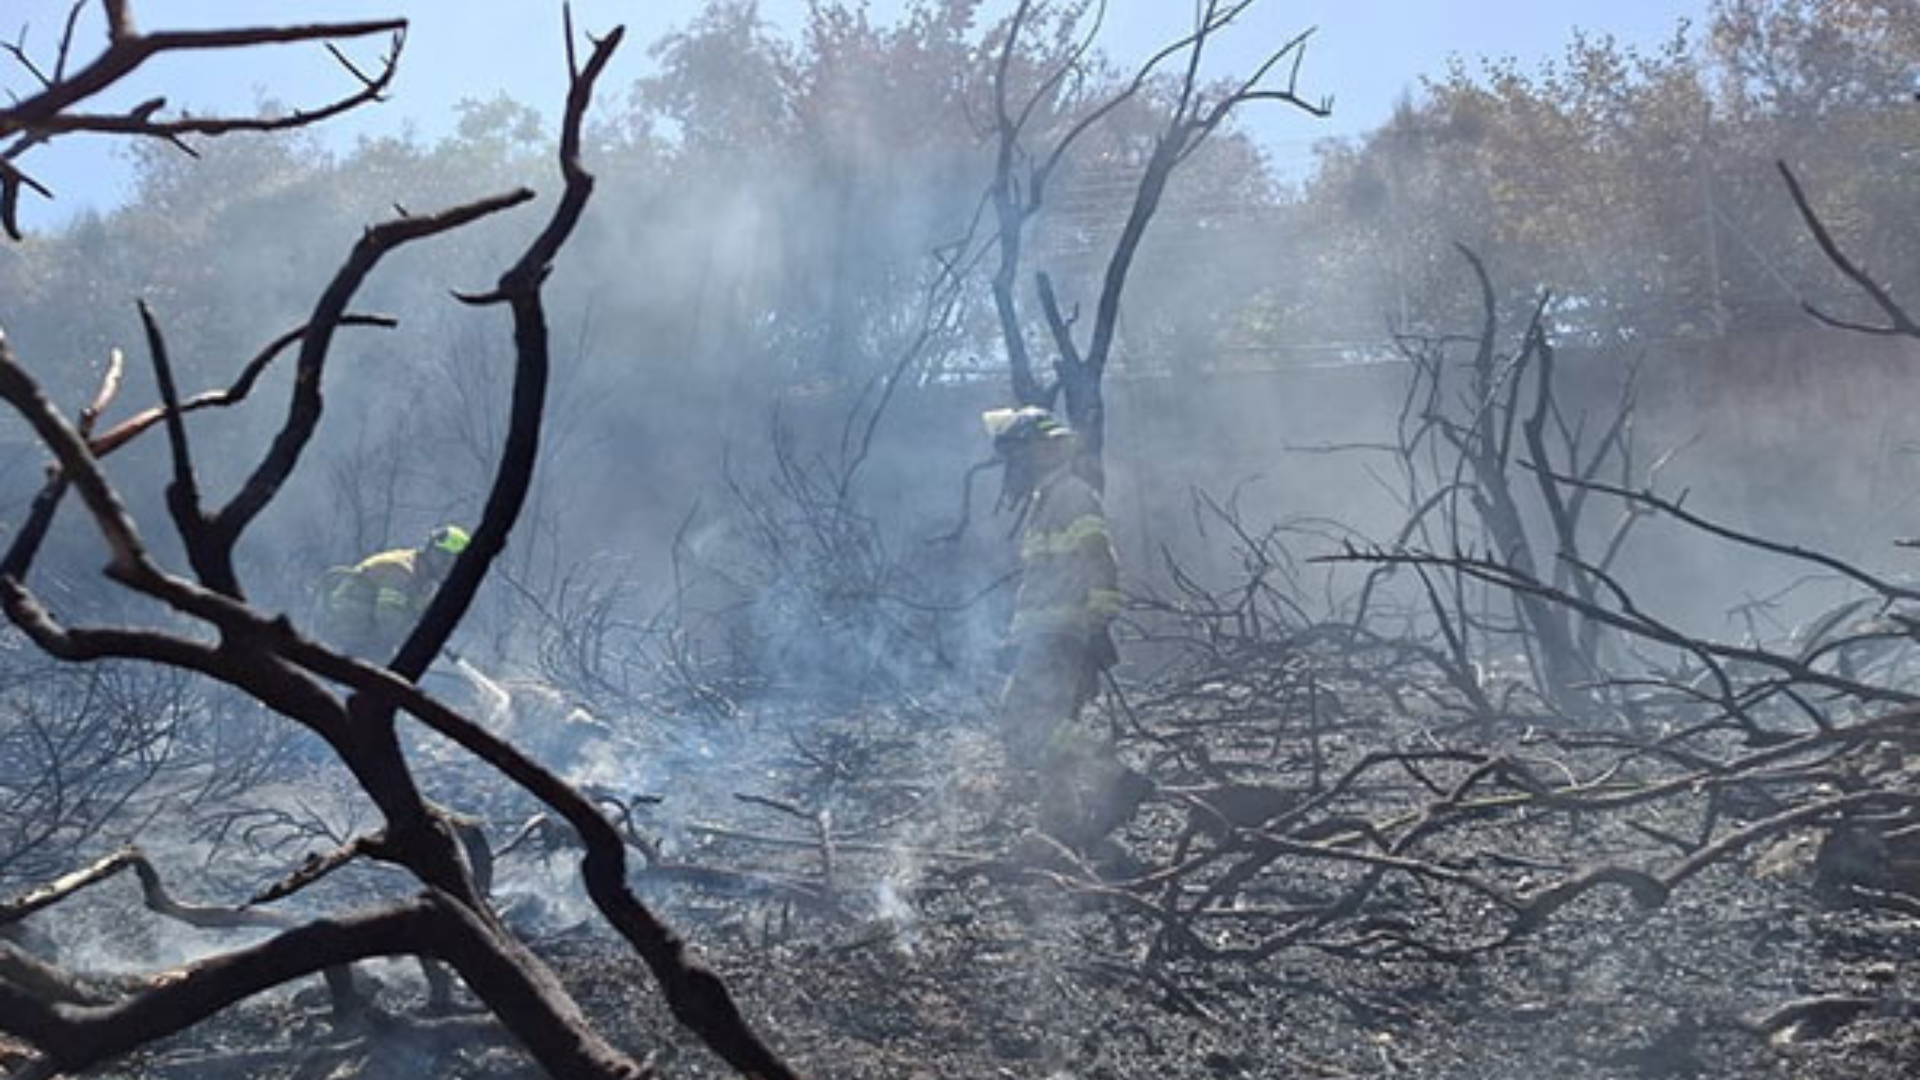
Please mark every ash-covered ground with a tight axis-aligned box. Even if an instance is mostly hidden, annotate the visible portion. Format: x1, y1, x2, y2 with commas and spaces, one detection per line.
16, 640, 1919, 1080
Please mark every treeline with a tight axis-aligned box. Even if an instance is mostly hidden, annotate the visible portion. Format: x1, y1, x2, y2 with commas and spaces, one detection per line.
1282, 0, 1920, 347
0, 0, 1909, 582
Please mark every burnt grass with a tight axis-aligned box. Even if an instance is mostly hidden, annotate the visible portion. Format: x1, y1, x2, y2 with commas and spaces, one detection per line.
53, 642, 1920, 1080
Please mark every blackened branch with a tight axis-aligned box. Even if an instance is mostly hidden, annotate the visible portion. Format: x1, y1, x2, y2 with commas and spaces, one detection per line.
276, 605, 800, 1079
136, 301, 217, 589
394, 24, 626, 678
0, 4, 407, 238
0, 18, 405, 132
1777, 160, 1920, 338
208, 189, 533, 593
89, 314, 395, 457
0, 897, 438, 1074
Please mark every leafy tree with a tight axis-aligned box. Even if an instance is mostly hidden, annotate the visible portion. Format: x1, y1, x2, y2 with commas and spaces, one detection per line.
1269, 0, 1920, 347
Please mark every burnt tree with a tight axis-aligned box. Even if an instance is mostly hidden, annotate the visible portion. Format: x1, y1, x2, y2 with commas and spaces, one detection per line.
1372, 246, 1649, 718
982, 0, 1327, 484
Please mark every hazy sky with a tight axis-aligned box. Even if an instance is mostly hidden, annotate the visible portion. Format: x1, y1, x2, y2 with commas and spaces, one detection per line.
4, 1, 1710, 230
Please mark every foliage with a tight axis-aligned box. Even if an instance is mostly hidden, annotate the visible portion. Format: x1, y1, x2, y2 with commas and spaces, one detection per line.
1266, 0, 1920, 351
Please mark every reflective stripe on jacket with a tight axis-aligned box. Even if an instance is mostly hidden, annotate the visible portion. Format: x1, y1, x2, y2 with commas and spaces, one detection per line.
1011, 470, 1120, 642
327, 548, 431, 626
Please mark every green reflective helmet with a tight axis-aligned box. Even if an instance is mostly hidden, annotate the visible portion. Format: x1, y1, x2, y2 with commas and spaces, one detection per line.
428, 525, 471, 557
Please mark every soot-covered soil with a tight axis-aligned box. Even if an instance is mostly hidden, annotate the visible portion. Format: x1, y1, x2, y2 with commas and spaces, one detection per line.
31, 652, 1920, 1080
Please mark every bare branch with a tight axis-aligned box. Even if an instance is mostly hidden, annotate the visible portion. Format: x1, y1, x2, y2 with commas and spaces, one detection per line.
88, 314, 395, 458
76, 347, 123, 435
264, 613, 799, 1079
0, 12, 407, 237
0, 892, 650, 1080
0, 19, 406, 131
248, 835, 387, 906
0, 329, 151, 578
0, 156, 54, 240
0, 847, 294, 932
0, 897, 430, 1070
135, 301, 213, 584
393, 25, 623, 678
208, 189, 533, 595
1534, 465, 1920, 605
1035, 269, 1083, 370
1777, 160, 1920, 338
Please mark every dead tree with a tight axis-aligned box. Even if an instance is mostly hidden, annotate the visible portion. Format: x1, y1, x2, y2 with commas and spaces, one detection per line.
1353, 246, 1651, 718
985, 478, 1920, 982
1036, 497, 1920, 990
0, 6, 797, 1079
981, 0, 1327, 484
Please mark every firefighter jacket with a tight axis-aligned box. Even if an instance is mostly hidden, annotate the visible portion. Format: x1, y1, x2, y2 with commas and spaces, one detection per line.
324, 547, 435, 651
1011, 467, 1122, 662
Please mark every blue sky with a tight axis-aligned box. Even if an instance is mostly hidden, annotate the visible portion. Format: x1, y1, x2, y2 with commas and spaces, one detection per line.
4, 1, 1709, 230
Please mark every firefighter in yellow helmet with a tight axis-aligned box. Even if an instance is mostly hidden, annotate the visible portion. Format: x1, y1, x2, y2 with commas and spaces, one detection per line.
322, 524, 470, 660
983, 407, 1144, 854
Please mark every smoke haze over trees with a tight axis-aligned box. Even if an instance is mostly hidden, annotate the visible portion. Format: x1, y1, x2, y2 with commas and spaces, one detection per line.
0, 0, 1898, 592
7, 0, 1911, 388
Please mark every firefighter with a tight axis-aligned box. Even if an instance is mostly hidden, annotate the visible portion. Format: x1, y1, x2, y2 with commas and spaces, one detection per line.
322, 524, 469, 660
983, 407, 1146, 854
